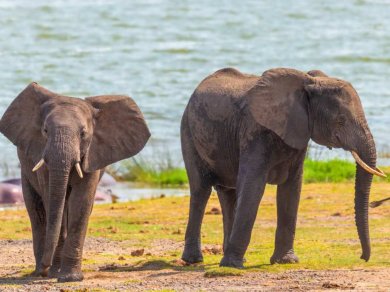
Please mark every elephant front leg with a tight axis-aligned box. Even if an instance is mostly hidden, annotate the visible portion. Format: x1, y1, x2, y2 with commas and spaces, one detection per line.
57, 171, 100, 282
21, 175, 46, 277
270, 157, 304, 264
48, 208, 67, 277
220, 150, 268, 268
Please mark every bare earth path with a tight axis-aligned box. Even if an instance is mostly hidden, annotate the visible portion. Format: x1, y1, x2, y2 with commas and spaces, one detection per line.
1, 238, 389, 291
1, 184, 389, 291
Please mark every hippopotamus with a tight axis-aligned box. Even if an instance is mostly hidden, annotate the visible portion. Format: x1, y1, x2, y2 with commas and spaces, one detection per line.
0, 182, 24, 204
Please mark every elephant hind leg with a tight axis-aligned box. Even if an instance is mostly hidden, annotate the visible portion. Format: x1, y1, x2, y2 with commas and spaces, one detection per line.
181, 113, 214, 264
216, 186, 236, 253
181, 167, 212, 264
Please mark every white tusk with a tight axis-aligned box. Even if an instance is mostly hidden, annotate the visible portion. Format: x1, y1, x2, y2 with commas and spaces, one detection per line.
32, 158, 45, 172
75, 162, 83, 178
351, 151, 387, 178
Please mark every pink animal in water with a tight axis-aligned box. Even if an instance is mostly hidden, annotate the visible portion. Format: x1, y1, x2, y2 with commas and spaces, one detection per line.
0, 182, 24, 204
0, 173, 116, 204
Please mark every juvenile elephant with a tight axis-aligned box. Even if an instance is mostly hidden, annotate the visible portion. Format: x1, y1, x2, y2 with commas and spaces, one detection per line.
0, 83, 150, 281
180, 67, 385, 268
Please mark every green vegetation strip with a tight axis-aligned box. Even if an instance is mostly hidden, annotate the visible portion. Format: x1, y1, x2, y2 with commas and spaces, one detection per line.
111, 158, 390, 186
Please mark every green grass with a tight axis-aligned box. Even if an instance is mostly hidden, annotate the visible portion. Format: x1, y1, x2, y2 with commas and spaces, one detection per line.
204, 267, 245, 277
110, 158, 389, 186
120, 165, 187, 186
304, 159, 390, 183
109, 157, 188, 186
1, 182, 389, 276
303, 159, 356, 183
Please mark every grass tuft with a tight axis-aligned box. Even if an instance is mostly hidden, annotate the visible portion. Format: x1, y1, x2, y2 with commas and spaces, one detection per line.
204, 267, 245, 277
108, 156, 188, 186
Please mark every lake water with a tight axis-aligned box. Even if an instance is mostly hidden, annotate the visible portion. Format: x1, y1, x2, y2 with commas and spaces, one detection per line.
1, 0, 390, 177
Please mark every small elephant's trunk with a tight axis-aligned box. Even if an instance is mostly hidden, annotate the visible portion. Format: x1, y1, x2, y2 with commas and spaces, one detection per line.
40, 129, 76, 275
40, 168, 70, 273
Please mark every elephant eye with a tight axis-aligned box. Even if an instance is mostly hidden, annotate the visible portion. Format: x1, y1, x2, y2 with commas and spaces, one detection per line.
80, 128, 87, 138
338, 115, 346, 126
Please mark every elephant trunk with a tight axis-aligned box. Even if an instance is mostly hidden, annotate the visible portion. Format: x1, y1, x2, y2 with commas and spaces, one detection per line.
41, 168, 70, 272
40, 129, 76, 275
353, 135, 376, 262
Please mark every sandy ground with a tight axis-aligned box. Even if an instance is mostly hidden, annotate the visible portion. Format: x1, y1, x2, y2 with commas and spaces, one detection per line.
0, 238, 389, 291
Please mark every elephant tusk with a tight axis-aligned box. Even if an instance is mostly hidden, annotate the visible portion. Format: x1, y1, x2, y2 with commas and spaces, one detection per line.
32, 158, 45, 172
75, 162, 83, 178
351, 151, 387, 178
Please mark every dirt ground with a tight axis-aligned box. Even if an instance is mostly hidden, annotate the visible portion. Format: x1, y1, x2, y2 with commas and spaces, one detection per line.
0, 238, 389, 291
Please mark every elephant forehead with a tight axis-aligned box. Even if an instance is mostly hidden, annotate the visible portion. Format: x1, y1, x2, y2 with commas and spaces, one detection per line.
42, 97, 94, 116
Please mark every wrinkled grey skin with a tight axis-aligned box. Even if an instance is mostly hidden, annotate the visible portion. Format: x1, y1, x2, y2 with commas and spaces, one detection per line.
0, 83, 150, 282
181, 67, 377, 268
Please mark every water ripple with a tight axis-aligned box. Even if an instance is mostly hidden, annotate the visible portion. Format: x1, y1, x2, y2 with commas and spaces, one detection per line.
0, 0, 389, 171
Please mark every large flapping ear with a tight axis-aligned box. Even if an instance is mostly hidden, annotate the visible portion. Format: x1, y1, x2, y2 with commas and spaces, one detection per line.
0, 83, 53, 161
244, 68, 312, 149
83, 95, 151, 172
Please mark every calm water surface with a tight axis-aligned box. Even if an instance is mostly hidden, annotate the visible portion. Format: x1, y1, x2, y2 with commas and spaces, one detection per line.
1, 0, 390, 177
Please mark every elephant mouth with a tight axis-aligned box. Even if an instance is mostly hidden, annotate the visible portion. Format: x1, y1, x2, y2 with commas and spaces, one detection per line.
350, 151, 386, 178
333, 133, 386, 178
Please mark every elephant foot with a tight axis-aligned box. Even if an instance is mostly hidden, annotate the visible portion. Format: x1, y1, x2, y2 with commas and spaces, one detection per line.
220, 256, 244, 268
182, 244, 203, 264
38, 265, 49, 277
29, 269, 42, 277
181, 251, 203, 264
48, 267, 60, 278
57, 271, 84, 282
270, 250, 299, 264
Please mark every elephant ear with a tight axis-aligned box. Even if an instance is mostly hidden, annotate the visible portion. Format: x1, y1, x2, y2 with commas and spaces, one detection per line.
244, 68, 312, 149
0, 83, 52, 162
83, 95, 150, 172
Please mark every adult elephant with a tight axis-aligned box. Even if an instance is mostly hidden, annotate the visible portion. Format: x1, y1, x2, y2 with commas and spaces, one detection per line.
0, 83, 150, 281
180, 67, 385, 268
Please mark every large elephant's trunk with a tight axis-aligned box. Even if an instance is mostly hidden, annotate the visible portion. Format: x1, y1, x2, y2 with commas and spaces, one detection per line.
353, 136, 377, 262
39, 129, 75, 275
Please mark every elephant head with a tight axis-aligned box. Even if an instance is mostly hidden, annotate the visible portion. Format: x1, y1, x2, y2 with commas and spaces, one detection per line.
245, 68, 385, 261
0, 82, 150, 270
